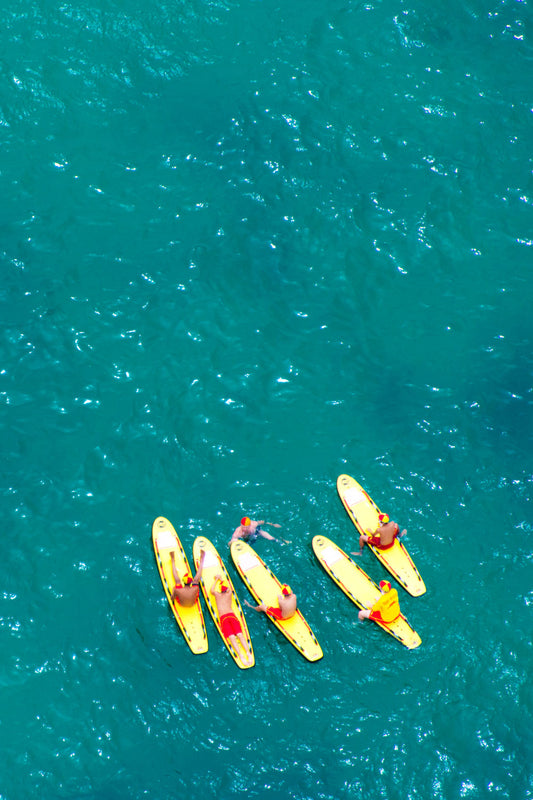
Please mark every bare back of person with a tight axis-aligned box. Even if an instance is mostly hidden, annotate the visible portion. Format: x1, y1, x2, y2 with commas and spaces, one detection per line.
353, 519, 405, 556
376, 521, 401, 547
212, 588, 233, 616
173, 585, 199, 608
170, 548, 205, 608
278, 592, 297, 619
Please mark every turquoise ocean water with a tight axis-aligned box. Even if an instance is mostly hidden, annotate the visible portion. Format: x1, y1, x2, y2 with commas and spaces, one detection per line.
1, 0, 532, 797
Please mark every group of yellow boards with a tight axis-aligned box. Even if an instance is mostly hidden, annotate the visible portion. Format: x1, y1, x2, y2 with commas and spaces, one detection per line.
152, 475, 426, 667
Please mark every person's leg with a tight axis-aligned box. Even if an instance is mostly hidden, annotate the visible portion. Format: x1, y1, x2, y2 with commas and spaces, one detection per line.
244, 600, 267, 614
192, 548, 206, 582
169, 552, 180, 584
229, 616, 252, 663
228, 633, 253, 665
352, 534, 368, 556
236, 632, 253, 664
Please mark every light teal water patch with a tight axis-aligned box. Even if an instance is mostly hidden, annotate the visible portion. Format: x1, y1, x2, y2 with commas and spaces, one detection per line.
1, 0, 532, 798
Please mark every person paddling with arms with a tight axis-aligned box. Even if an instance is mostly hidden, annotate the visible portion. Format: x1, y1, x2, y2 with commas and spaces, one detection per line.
229, 516, 291, 546
245, 584, 297, 621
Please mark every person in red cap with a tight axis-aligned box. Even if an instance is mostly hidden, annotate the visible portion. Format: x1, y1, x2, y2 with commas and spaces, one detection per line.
351, 513, 406, 556
245, 584, 297, 621
210, 574, 253, 666
170, 548, 206, 607
228, 516, 289, 546
358, 580, 401, 624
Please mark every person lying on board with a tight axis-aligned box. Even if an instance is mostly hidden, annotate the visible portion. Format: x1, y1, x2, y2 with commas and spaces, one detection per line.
244, 584, 297, 621
351, 514, 406, 556
228, 516, 290, 546
170, 548, 205, 607
210, 574, 253, 666
358, 580, 401, 624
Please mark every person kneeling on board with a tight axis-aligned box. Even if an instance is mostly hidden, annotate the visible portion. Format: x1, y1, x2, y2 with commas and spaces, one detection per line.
170, 549, 205, 607
245, 584, 297, 621
210, 574, 253, 666
229, 516, 290, 546
352, 514, 406, 556
358, 580, 401, 624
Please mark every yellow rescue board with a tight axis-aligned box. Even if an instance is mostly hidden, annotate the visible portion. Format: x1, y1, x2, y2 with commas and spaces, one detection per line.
337, 474, 426, 597
312, 534, 421, 649
230, 540, 323, 663
152, 517, 208, 654
193, 536, 254, 670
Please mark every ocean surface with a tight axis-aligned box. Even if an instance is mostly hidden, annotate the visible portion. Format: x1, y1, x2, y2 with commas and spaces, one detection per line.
1, 0, 532, 797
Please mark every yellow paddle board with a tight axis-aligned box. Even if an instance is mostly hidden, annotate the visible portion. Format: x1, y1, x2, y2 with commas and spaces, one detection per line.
193, 536, 254, 670
230, 540, 323, 662
312, 534, 421, 649
152, 517, 208, 654
337, 474, 426, 597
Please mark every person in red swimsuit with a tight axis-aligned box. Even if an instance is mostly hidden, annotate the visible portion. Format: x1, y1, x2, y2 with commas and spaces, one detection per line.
352, 514, 406, 556
170, 548, 205, 608
210, 574, 253, 666
245, 584, 297, 621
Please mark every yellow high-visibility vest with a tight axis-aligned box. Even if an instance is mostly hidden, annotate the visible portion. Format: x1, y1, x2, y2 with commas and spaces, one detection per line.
370, 588, 401, 623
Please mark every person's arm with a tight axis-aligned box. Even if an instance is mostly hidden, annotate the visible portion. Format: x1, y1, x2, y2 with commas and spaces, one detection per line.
244, 599, 265, 613
258, 520, 281, 529
210, 573, 223, 594
228, 528, 242, 545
